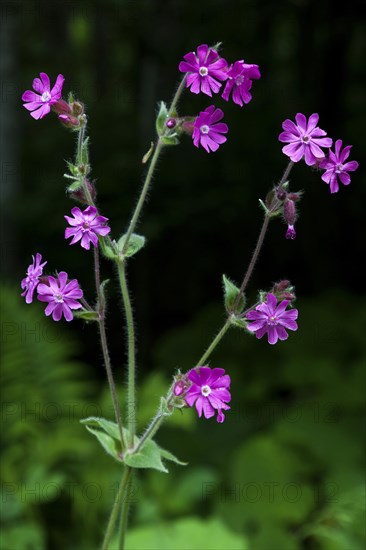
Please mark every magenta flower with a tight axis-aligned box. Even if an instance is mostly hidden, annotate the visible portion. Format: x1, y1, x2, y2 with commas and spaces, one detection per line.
193, 105, 228, 153
37, 272, 83, 322
179, 44, 228, 97
222, 60, 261, 107
22, 72, 65, 120
279, 113, 332, 166
319, 139, 359, 193
246, 293, 298, 345
64, 206, 111, 250
185, 366, 231, 423
21, 253, 47, 304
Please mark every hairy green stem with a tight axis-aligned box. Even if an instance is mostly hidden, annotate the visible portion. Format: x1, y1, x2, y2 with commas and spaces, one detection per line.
120, 75, 187, 256
94, 248, 126, 450
195, 318, 232, 366
118, 468, 133, 549
120, 139, 163, 256
117, 260, 136, 447
101, 467, 131, 550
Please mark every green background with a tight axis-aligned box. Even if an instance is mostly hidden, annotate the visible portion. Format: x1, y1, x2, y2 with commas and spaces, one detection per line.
1, 0, 365, 548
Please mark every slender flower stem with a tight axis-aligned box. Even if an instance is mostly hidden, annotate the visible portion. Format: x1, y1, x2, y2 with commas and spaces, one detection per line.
134, 385, 174, 453
280, 160, 294, 186
118, 468, 133, 550
117, 260, 136, 447
195, 318, 232, 366
120, 75, 187, 257
168, 74, 187, 115
101, 467, 131, 550
93, 247, 126, 450
236, 214, 271, 303
121, 139, 163, 256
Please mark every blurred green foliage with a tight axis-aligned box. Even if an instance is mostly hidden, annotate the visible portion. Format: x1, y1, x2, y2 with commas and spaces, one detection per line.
1, 288, 365, 549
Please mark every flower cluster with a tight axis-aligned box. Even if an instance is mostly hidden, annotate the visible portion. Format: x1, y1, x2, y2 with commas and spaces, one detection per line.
179, 44, 260, 153
174, 366, 231, 423
21, 254, 83, 322
279, 113, 359, 193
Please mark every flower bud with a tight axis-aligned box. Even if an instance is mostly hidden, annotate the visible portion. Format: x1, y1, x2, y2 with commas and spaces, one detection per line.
173, 379, 186, 396
166, 117, 176, 129
272, 280, 296, 301
69, 179, 97, 204
283, 198, 297, 239
52, 99, 72, 115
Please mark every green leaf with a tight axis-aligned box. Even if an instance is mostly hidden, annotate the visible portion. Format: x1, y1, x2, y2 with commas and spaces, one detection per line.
160, 396, 173, 416
124, 439, 168, 473
160, 134, 179, 146
80, 416, 122, 440
118, 516, 249, 550
73, 310, 99, 322
98, 279, 110, 309
118, 233, 146, 258
222, 274, 245, 314
66, 160, 78, 177
81, 416, 186, 472
84, 425, 122, 461
67, 179, 83, 192
159, 447, 187, 466
155, 101, 168, 135
142, 142, 154, 164
230, 316, 249, 331
80, 416, 125, 461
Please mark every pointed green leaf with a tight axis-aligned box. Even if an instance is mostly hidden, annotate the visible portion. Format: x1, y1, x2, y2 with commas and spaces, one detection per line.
118, 233, 146, 258
142, 142, 154, 164
81, 416, 121, 440
67, 179, 83, 192
231, 316, 249, 331
73, 310, 99, 322
160, 134, 179, 146
66, 160, 78, 177
159, 447, 188, 466
156, 101, 168, 136
222, 275, 245, 314
124, 439, 168, 473
84, 425, 122, 462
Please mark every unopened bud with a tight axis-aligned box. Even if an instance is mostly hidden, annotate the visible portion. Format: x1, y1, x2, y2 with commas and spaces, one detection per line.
166, 118, 176, 129
174, 380, 186, 396
72, 101, 84, 116
272, 280, 296, 301
70, 179, 97, 204
283, 199, 296, 226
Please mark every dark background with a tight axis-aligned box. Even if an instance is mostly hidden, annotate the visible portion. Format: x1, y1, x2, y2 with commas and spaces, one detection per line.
1, 1, 365, 549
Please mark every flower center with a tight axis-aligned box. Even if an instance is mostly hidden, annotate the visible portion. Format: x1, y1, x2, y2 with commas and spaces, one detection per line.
200, 124, 210, 135
41, 91, 51, 102
201, 385, 211, 397
268, 314, 278, 326
55, 292, 64, 303
82, 221, 90, 231
235, 74, 244, 86
301, 135, 310, 143
335, 163, 344, 173
199, 66, 208, 77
